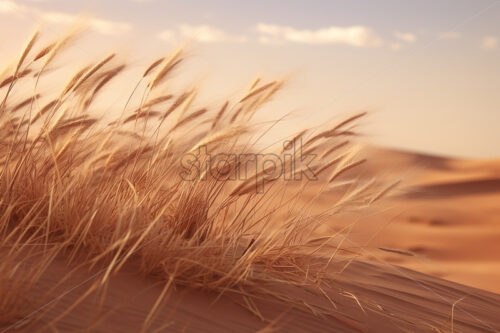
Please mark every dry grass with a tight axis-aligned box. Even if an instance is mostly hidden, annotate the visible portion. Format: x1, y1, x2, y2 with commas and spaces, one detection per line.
0, 29, 389, 330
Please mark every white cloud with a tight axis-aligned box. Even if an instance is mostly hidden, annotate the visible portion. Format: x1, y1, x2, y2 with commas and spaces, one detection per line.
178, 24, 225, 43
481, 36, 498, 50
394, 31, 416, 43
40, 12, 132, 35
0, 1, 132, 35
157, 24, 247, 43
90, 17, 132, 35
0, 0, 25, 13
438, 31, 461, 40
255, 23, 383, 47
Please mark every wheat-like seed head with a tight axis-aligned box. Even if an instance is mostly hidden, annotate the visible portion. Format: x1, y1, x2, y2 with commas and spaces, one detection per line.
0, 29, 395, 331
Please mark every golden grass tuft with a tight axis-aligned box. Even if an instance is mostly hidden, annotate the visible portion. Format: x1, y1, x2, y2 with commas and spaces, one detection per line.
0, 29, 391, 330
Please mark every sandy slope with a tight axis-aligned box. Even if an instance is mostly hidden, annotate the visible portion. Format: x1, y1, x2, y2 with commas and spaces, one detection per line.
6, 256, 500, 332
3, 146, 500, 332
346, 146, 500, 293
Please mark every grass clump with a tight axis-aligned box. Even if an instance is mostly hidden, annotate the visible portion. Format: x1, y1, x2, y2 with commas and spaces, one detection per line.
0, 28, 387, 329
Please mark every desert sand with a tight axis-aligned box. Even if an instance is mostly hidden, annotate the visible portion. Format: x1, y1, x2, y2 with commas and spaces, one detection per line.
338, 147, 500, 294
7, 252, 500, 332
5, 147, 500, 333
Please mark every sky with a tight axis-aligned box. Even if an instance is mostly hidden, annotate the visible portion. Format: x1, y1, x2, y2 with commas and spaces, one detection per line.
1, 0, 499, 158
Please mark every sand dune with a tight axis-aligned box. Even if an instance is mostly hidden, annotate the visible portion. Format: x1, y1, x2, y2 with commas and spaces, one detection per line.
5, 147, 500, 332
8, 255, 500, 332
324, 146, 500, 294
403, 177, 500, 198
